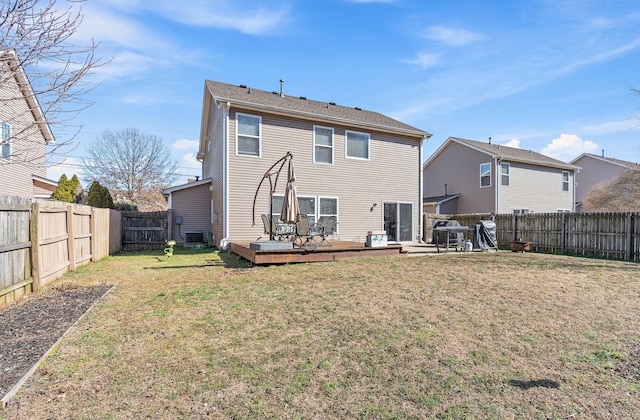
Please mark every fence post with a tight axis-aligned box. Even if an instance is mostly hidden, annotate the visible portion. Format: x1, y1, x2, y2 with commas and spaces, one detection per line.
91, 207, 97, 261
562, 212, 567, 253
30, 201, 41, 291
626, 213, 633, 261
67, 204, 76, 271
513, 213, 518, 241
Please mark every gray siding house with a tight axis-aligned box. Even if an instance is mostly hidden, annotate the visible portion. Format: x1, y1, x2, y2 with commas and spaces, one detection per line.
174, 80, 431, 247
570, 152, 640, 212
0, 50, 56, 198
163, 178, 213, 245
423, 137, 579, 215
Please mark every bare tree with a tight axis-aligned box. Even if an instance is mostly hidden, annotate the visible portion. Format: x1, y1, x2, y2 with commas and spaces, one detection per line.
1, 0, 105, 165
82, 128, 178, 211
584, 169, 640, 212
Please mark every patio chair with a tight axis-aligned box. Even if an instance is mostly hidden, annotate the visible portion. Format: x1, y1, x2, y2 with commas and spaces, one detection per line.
315, 216, 336, 246
295, 214, 322, 250
261, 214, 294, 241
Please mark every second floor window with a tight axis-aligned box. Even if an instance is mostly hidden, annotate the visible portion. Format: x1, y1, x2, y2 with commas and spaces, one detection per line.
480, 162, 491, 187
314, 126, 333, 164
562, 171, 570, 192
236, 113, 260, 157
501, 162, 510, 186
1, 122, 10, 159
346, 130, 369, 160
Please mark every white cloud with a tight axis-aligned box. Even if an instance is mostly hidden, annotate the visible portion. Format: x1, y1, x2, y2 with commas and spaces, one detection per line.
403, 52, 440, 69
423, 26, 484, 46
47, 158, 86, 185
173, 138, 199, 151
179, 152, 202, 170
582, 119, 640, 135
541, 134, 598, 162
502, 138, 521, 148
172, 139, 201, 176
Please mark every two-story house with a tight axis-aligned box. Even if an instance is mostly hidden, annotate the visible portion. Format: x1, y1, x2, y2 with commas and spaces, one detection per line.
423, 137, 579, 215
570, 152, 640, 211
0, 49, 57, 198
165, 80, 431, 247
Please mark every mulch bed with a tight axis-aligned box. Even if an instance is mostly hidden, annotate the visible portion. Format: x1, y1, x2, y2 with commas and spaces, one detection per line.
0, 283, 112, 400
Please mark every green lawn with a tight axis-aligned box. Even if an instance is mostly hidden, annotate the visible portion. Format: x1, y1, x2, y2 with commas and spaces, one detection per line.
4, 248, 640, 419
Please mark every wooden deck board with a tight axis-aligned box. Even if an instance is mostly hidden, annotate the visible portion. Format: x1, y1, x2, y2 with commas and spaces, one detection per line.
230, 240, 404, 265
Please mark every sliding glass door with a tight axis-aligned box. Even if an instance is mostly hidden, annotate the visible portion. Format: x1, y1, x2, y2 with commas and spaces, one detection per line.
383, 202, 413, 242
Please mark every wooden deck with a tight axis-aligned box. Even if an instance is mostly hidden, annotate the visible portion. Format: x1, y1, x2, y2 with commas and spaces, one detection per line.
230, 240, 404, 265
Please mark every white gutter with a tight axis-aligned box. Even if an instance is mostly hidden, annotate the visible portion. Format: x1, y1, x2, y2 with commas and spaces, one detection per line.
495, 157, 501, 214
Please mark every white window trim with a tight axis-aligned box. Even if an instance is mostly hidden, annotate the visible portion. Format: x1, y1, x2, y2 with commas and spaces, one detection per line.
500, 162, 510, 186
480, 162, 491, 188
235, 112, 261, 158
562, 170, 570, 192
271, 194, 339, 231
345, 130, 370, 161
318, 195, 339, 233
313, 125, 334, 165
1, 122, 11, 160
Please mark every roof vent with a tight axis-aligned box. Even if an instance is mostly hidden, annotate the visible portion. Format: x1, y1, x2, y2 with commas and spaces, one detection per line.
279, 79, 285, 98
239, 84, 247, 88
355, 107, 362, 110
329, 102, 336, 106
299, 96, 307, 100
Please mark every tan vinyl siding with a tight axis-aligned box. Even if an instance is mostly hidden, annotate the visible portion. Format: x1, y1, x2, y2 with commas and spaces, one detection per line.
498, 162, 574, 213
424, 142, 495, 214
0, 60, 48, 197
169, 183, 212, 245
206, 104, 225, 245
227, 111, 421, 242
0, 163, 33, 196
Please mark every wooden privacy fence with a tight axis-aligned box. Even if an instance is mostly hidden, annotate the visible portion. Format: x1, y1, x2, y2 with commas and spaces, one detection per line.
425, 212, 640, 261
121, 211, 169, 251
0, 195, 123, 308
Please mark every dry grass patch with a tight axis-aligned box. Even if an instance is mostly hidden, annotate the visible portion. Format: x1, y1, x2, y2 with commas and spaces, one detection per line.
2, 249, 640, 419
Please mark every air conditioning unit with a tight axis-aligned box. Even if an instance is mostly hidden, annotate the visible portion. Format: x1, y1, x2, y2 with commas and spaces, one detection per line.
185, 231, 204, 243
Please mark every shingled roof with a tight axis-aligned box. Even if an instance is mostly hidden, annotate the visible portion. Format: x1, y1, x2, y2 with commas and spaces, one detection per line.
570, 153, 640, 170
432, 137, 579, 171
204, 80, 431, 139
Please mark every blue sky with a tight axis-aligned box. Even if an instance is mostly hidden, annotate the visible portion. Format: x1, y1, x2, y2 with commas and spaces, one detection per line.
46, 0, 640, 186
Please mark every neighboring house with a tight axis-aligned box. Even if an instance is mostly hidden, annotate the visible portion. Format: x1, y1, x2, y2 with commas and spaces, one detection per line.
0, 49, 57, 198
163, 178, 213, 245
423, 137, 579, 215
169, 80, 431, 247
570, 152, 640, 211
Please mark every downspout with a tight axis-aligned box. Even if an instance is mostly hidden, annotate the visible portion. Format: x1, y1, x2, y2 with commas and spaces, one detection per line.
495, 156, 501, 215
220, 101, 231, 250
418, 137, 424, 243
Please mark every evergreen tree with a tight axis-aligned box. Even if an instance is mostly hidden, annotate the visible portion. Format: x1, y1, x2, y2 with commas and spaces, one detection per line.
87, 181, 114, 209
50, 174, 73, 202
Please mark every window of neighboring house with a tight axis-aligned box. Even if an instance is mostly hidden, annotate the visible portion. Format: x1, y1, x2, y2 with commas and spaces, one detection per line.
513, 209, 530, 214
319, 196, 338, 232
236, 113, 261, 157
562, 171, 570, 192
314, 126, 333, 164
1, 122, 11, 159
480, 162, 491, 187
500, 162, 510, 186
346, 130, 369, 160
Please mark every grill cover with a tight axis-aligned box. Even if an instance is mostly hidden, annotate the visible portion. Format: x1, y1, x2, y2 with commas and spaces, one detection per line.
473, 221, 497, 250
